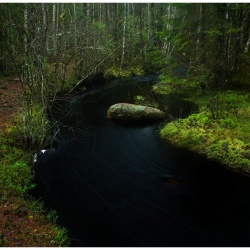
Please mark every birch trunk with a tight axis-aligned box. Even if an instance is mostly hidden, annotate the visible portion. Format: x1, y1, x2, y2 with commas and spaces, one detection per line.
42, 3, 48, 55
139, 4, 145, 66
52, 3, 58, 56
120, 3, 127, 68
24, 4, 28, 55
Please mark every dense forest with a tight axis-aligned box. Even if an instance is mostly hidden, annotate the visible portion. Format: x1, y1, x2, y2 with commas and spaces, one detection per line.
1, 3, 250, 148
1, 2, 250, 247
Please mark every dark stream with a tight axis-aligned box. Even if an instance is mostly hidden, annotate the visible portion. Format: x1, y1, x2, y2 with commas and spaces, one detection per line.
35, 75, 250, 247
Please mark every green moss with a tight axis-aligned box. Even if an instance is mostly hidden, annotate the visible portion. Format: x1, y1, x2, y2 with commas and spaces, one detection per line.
207, 138, 250, 170
104, 66, 145, 80
159, 91, 250, 173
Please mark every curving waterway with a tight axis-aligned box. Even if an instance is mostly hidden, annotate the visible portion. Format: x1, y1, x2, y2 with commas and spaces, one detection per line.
34, 75, 250, 247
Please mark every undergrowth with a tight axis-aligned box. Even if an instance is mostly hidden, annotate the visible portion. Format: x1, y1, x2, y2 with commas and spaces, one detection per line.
0, 124, 69, 246
153, 74, 202, 96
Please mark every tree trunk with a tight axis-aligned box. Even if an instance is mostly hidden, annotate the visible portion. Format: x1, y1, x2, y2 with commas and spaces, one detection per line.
120, 3, 127, 69
215, 3, 227, 88
232, 6, 243, 77
113, 3, 119, 65
24, 3, 28, 56
42, 3, 48, 56
198, 3, 206, 64
52, 3, 58, 56
139, 3, 145, 67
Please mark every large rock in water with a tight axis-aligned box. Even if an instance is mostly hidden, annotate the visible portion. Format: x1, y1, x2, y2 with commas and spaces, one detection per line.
107, 103, 165, 120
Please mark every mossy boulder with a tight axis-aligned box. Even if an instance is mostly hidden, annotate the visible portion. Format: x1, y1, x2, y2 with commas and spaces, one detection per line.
107, 103, 165, 120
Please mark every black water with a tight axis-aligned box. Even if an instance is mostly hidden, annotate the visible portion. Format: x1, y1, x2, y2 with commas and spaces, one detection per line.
35, 75, 250, 247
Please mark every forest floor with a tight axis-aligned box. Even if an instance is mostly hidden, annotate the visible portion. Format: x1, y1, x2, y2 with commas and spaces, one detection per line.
0, 78, 21, 131
0, 79, 69, 247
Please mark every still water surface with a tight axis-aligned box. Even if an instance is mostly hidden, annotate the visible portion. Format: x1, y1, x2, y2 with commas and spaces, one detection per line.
35, 76, 250, 247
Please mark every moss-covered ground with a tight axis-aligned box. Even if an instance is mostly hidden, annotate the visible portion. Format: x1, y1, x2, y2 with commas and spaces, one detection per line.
104, 66, 145, 80
156, 78, 250, 174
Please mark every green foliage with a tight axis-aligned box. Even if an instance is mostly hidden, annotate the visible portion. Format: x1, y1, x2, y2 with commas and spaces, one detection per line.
232, 54, 250, 88
0, 123, 69, 246
204, 29, 222, 37
144, 49, 165, 73
206, 91, 248, 119
207, 138, 250, 170
0, 139, 33, 198
219, 118, 237, 129
133, 95, 160, 109
129, 67, 145, 76
160, 121, 179, 138
91, 20, 106, 30
0, 143, 25, 164
104, 66, 144, 80
153, 75, 201, 96
134, 95, 146, 103
157, 3, 250, 89
7, 104, 49, 149
0, 161, 34, 198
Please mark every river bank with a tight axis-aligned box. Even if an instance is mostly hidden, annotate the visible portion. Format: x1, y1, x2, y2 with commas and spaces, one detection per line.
0, 78, 69, 247
155, 81, 250, 175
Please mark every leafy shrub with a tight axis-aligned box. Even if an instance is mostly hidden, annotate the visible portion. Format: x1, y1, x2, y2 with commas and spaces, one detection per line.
187, 112, 211, 127
0, 161, 34, 198
6, 104, 49, 149
134, 95, 146, 104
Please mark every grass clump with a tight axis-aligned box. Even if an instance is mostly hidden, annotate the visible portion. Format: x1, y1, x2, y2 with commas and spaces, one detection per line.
160, 90, 250, 173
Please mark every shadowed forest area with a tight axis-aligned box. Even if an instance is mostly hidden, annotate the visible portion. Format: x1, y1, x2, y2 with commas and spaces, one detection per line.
1, 3, 250, 246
